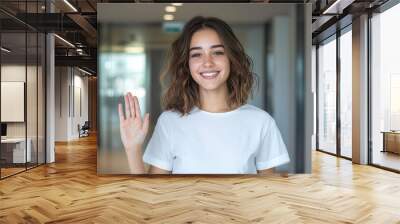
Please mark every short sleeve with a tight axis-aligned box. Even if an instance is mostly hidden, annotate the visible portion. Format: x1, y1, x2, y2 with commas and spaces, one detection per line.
256, 119, 290, 170
143, 115, 174, 171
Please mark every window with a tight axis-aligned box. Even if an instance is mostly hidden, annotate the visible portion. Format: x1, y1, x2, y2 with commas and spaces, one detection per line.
371, 2, 400, 171
317, 36, 337, 155
339, 28, 352, 158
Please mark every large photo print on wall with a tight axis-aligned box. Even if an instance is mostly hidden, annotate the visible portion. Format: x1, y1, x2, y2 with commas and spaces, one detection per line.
97, 3, 312, 174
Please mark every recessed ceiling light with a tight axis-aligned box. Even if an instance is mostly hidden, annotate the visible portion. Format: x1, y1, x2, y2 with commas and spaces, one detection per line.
165, 6, 176, 13
171, 3, 183, 6
163, 14, 174, 21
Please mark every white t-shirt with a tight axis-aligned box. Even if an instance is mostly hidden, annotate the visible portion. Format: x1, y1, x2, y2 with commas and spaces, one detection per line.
143, 104, 290, 174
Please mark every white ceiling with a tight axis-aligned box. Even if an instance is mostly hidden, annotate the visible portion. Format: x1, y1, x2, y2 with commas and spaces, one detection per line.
98, 3, 293, 24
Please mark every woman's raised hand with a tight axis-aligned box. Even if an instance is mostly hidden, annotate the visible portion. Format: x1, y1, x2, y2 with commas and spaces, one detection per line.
118, 92, 150, 153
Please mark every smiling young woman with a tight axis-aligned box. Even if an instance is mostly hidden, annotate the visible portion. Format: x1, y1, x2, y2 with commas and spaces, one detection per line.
188, 28, 231, 113
118, 16, 290, 174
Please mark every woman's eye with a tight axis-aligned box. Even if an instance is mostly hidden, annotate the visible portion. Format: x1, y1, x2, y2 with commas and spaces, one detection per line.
213, 51, 225, 56
190, 53, 201, 58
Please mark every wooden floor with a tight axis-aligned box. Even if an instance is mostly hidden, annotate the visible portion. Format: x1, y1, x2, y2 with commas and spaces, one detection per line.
1, 135, 400, 223
0, 167, 26, 178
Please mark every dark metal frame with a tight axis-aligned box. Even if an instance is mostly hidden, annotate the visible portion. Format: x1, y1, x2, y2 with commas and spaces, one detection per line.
367, 9, 372, 166
336, 26, 341, 159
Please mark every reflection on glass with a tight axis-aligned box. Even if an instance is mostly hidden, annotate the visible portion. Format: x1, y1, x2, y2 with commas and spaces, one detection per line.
340, 29, 352, 158
318, 37, 337, 154
371, 3, 400, 171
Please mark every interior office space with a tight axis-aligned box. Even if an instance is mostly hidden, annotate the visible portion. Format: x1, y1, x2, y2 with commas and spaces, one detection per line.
0, 0, 399, 223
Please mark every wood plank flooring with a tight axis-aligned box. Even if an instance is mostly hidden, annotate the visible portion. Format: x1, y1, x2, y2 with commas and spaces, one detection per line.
0, 134, 400, 223
0, 167, 26, 178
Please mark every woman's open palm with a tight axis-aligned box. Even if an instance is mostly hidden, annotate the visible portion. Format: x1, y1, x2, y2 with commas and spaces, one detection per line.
118, 92, 150, 153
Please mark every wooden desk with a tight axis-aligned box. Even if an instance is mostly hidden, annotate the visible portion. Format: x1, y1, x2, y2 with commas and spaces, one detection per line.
1, 138, 32, 163
382, 131, 400, 154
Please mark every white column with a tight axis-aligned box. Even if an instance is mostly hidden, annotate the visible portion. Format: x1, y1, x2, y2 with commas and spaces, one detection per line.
352, 14, 369, 164
46, 33, 55, 163
46, 1, 56, 163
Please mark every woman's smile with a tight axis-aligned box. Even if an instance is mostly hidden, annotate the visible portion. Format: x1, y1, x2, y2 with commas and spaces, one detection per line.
200, 70, 220, 79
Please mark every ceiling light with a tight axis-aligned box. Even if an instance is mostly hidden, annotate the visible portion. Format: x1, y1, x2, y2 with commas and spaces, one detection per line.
124, 46, 144, 54
163, 14, 174, 21
76, 48, 83, 52
78, 67, 92, 76
165, 6, 176, 13
54, 34, 75, 48
1, 47, 11, 53
171, 3, 183, 6
63, 0, 78, 12
322, 0, 346, 14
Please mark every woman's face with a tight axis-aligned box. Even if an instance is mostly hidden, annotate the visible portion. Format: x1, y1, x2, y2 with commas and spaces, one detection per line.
188, 28, 230, 94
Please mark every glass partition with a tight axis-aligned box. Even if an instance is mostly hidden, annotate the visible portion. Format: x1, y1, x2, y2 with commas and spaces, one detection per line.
38, 32, 45, 165
27, 30, 38, 169
371, 3, 400, 171
339, 28, 352, 158
317, 36, 337, 155
1, 30, 28, 177
0, 1, 46, 179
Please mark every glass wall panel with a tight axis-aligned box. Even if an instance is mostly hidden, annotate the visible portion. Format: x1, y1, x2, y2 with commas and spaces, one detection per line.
339, 29, 352, 158
38, 32, 45, 165
371, 3, 400, 171
312, 45, 317, 151
1, 30, 27, 177
0, 0, 46, 179
27, 30, 38, 169
99, 51, 147, 173
318, 36, 337, 154
98, 22, 153, 174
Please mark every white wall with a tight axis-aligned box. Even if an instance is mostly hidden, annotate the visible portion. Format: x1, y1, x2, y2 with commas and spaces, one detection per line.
1, 65, 26, 134
312, 45, 317, 151
1, 65, 39, 137
55, 67, 89, 141
72, 73, 89, 138
1, 63, 46, 164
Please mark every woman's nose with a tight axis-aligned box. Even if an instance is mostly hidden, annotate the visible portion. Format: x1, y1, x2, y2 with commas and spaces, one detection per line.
202, 53, 214, 67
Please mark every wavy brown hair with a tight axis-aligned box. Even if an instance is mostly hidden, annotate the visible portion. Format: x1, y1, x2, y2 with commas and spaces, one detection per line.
161, 16, 257, 115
